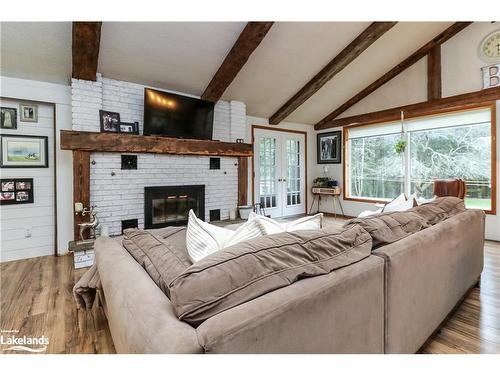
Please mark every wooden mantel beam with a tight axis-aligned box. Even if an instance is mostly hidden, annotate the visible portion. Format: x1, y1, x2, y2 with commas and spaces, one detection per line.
269, 22, 397, 125
317, 86, 500, 129
315, 22, 472, 130
427, 45, 442, 100
201, 22, 274, 102
60, 130, 253, 157
72, 22, 102, 81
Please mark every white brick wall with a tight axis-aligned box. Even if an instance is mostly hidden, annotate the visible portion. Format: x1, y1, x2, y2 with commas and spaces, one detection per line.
72, 75, 246, 235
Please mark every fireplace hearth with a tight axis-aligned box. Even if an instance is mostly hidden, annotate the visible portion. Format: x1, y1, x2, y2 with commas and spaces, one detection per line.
144, 185, 205, 229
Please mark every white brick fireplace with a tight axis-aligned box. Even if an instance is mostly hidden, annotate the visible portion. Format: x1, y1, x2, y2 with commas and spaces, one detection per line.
71, 74, 247, 235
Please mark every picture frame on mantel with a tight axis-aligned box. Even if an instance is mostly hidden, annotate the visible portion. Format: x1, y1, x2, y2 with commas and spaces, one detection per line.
317, 131, 341, 164
99, 110, 121, 133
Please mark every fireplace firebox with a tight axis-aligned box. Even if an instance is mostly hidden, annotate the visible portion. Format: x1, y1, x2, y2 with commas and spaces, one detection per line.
144, 185, 205, 229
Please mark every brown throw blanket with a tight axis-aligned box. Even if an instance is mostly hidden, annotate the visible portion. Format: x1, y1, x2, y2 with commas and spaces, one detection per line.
73, 264, 101, 310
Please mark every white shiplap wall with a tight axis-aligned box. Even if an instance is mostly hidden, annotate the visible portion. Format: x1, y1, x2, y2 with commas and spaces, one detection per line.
0, 98, 55, 262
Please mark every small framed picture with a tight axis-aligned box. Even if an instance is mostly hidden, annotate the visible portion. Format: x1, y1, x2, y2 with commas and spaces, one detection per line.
317, 131, 342, 164
1, 107, 17, 129
0, 192, 15, 201
1, 181, 15, 191
99, 110, 121, 133
20, 103, 38, 122
16, 181, 31, 190
0, 178, 34, 205
1, 134, 49, 168
119, 121, 140, 135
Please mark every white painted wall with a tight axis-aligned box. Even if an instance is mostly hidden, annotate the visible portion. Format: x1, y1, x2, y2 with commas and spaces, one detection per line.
0, 76, 73, 260
313, 23, 500, 241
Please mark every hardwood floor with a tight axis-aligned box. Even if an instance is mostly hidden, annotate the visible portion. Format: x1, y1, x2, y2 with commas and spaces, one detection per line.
1, 236, 499, 354
0, 255, 115, 354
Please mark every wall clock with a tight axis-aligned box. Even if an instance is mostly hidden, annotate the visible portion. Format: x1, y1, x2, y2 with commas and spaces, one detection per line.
478, 29, 500, 63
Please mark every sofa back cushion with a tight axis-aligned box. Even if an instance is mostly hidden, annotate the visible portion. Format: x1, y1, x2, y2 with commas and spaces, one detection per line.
344, 196, 466, 249
344, 212, 429, 249
168, 225, 372, 326
412, 196, 465, 225
122, 227, 192, 298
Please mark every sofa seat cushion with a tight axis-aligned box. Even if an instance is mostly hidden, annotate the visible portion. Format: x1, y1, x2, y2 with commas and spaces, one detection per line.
344, 212, 429, 249
122, 227, 192, 298
168, 225, 372, 326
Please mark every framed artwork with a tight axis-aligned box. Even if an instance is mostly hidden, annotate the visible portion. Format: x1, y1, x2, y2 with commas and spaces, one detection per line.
99, 110, 121, 133
0, 178, 34, 205
317, 131, 342, 164
1, 107, 17, 129
119, 121, 140, 135
20, 103, 38, 122
0, 134, 49, 168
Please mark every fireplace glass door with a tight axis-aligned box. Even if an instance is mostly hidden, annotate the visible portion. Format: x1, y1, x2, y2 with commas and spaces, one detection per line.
145, 185, 205, 228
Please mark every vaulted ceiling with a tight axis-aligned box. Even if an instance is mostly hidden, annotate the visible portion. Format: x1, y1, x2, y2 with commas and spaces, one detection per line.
1, 21, 463, 124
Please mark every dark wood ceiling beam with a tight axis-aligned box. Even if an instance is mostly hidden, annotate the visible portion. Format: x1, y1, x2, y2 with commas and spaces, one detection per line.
427, 45, 442, 100
202, 22, 274, 102
317, 86, 500, 129
269, 22, 397, 125
72, 22, 102, 81
315, 22, 472, 130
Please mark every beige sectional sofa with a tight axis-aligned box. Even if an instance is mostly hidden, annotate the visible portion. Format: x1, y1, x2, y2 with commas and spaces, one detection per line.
94, 201, 484, 354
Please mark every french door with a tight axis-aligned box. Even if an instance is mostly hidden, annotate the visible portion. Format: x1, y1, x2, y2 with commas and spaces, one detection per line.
253, 128, 306, 218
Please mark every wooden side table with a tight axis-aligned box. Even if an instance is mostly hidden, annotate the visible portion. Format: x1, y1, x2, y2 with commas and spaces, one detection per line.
309, 187, 345, 220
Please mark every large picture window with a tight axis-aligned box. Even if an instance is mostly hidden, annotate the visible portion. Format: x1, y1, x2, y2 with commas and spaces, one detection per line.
345, 106, 496, 213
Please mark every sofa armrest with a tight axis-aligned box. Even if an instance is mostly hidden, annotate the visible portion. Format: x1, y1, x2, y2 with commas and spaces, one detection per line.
95, 236, 202, 354
196, 256, 384, 353
372, 209, 485, 353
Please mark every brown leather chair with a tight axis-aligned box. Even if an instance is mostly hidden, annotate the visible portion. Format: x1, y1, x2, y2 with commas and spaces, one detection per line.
433, 179, 467, 199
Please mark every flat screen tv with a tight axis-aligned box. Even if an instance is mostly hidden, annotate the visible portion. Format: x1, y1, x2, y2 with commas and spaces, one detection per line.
143, 88, 214, 140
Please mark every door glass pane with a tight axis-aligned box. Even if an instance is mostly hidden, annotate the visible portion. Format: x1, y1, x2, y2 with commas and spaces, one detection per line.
259, 137, 278, 209
286, 139, 301, 206
409, 122, 491, 210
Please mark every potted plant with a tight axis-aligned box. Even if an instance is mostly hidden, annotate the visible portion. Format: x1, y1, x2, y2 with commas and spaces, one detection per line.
394, 139, 407, 155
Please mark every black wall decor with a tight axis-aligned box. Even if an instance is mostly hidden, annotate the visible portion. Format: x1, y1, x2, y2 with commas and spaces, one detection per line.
121, 155, 138, 170
209, 209, 221, 222
209, 157, 220, 170
317, 131, 342, 164
0, 178, 34, 205
121, 218, 139, 234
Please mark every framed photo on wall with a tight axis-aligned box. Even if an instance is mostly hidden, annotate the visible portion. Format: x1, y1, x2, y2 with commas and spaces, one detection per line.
317, 131, 342, 164
0, 178, 34, 205
20, 103, 38, 122
0, 134, 49, 168
99, 110, 121, 133
1, 107, 17, 129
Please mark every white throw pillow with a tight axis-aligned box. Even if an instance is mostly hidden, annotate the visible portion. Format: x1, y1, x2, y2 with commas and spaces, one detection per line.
383, 193, 417, 213
248, 212, 323, 235
417, 195, 437, 205
382, 193, 407, 212
358, 209, 383, 218
186, 210, 265, 262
